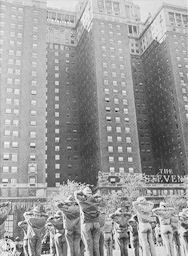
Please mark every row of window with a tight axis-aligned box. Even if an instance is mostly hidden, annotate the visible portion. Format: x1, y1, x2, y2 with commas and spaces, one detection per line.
109, 167, 134, 174
107, 145, 132, 153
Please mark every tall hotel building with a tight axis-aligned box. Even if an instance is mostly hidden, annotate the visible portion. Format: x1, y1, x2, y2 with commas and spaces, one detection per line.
0, 0, 188, 236
76, 0, 142, 186
139, 4, 188, 196
140, 5, 188, 177
46, 9, 82, 187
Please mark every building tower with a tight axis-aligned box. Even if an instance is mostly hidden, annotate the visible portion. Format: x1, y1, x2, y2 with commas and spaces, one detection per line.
46, 9, 82, 187
0, 0, 47, 236
139, 4, 188, 197
76, 0, 142, 186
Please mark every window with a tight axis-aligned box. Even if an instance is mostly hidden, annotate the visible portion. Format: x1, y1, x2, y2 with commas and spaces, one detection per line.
11, 166, 17, 173
118, 156, 123, 162
14, 99, 19, 106
118, 146, 123, 153
125, 127, 130, 133
3, 166, 9, 173
117, 136, 122, 142
3, 154, 10, 160
29, 176, 36, 184
5, 120, 11, 125
5, 108, 11, 114
115, 117, 120, 123
55, 146, 60, 151
55, 155, 60, 160
7, 78, 13, 85
30, 142, 36, 148
128, 157, 133, 162
107, 126, 112, 132
55, 129, 60, 134
105, 107, 111, 112
12, 131, 18, 137
14, 89, 20, 95
12, 154, 18, 162
109, 156, 114, 163
126, 137, 131, 143
4, 130, 11, 136
127, 147, 132, 153
4, 100, 11, 108
32, 81, 37, 86
31, 100, 36, 106
30, 154, 36, 160
55, 173, 60, 178
110, 166, 115, 172
104, 88, 109, 94
123, 108, 128, 114
4, 141, 10, 148
119, 167, 124, 173
7, 88, 13, 93
55, 164, 60, 169
122, 90, 127, 96
30, 132, 36, 138
116, 127, 121, 133
104, 80, 108, 85
5, 215, 14, 237
12, 141, 18, 148
13, 109, 19, 115
107, 136, 113, 142
11, 178, 17, 184
55, 81, 59, 86
32, 71, 37, 77
129, 168, 134, 173
108, 146, 113, 152
31, 90, 37, 95
13, 120, 19, 126
31, 110, 37, 116
2, 178, 8, 183
55, 137, 60, 143
114, 98, 119, 104
30, 121, 36, 126
106, 116, 111, 121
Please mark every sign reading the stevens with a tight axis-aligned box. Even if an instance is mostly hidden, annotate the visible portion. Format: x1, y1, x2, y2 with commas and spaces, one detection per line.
144, 169, 184, 184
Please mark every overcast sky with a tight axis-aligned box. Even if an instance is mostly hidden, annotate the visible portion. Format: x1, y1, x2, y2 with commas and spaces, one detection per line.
47, 0, 188, 21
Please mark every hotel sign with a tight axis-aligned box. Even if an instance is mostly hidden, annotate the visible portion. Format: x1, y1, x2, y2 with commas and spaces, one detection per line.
144, 169, 184, 184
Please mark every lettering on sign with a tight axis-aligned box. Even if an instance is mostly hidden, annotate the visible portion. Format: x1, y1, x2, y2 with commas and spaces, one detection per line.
144, 169, 184, 184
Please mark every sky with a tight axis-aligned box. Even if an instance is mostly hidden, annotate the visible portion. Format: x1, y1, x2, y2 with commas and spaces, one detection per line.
47, 0, 188, 21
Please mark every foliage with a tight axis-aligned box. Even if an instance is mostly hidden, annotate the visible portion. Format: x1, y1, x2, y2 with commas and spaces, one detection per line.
164, 194, 187, 211
46, 175, 146, 216
100, 174, 146, 215
46, 180, 87, 214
